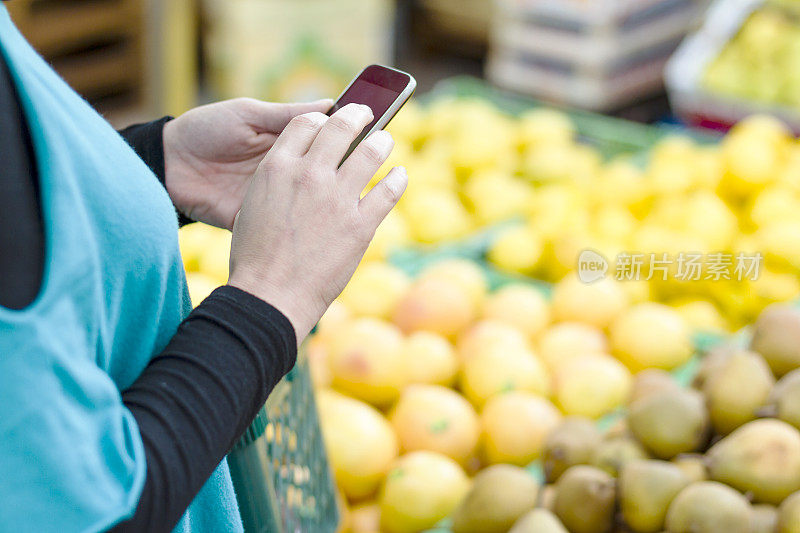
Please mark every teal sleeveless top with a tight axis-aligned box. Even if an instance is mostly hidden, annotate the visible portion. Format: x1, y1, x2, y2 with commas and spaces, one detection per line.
0, 7, 243, 532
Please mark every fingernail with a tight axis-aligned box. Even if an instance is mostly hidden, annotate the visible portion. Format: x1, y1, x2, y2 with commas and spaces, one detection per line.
372, 130, 393, 149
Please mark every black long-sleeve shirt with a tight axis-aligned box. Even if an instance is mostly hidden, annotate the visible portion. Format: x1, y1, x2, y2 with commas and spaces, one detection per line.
0, 45, 297, 532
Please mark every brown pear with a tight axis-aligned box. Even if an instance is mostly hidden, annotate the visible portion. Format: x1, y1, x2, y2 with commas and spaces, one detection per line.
630, 369, 681, 405
554, 465, 615, 533
702, 349, 775, 434
664, 481, 752, 533
543, 417, 602, 483
619, 460, 690, 533
750, 305, 800, 377
706, 419, 800, 505
591, 434, 649, 477
628, 388, 709, 459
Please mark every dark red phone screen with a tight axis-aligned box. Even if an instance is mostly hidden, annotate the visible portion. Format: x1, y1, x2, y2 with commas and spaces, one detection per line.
327, 79, 401, 160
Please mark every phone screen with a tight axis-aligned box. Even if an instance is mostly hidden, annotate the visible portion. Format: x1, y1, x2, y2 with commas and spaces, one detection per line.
327, 66, 410, 161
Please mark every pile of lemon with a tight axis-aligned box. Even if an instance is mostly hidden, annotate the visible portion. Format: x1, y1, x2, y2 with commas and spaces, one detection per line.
374, 101, 800, 329
299, 258, 696, 533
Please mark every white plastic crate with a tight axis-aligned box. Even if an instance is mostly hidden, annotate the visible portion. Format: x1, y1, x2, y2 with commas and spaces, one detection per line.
665, 0, 800, 132
487, 0, 708, 110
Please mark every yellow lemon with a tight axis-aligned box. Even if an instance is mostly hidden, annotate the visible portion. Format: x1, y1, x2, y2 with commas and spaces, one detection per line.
463, 171, 534, 225
393, 277, 475, 339
402, 330, 458, 387
456, 319, 531, 362
390, 384, 480, 464
327, 318, 406, 407
554, 353, 632, 418
316, 300, 352, 344
480, 391, 562, 465
402, 189, 472, 244
460, 342, 550, 407
178, 223, 223, 272
419, 258, 488, 312
610, 303, 693, 372
195, 226, 232, 283
671, 299, 729, 334
551, 275, 629, 329
483, 284, 550, 339
757, 219, 800, 271
317, 389, 399, 500
339, 262, 411, 319
379, 451, 470, 533
349, 501, 381, 533
517, 108, 576, 148
537, 322, 609, 371
488, 224, 544, 275
306, 335, 333, 388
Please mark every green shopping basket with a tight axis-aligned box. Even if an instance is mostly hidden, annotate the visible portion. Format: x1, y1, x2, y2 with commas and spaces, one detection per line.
227, 350, 339, 533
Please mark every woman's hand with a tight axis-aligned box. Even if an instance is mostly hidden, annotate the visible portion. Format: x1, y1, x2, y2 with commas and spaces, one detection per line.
227, 104, 407, 343
162, 98, 332, 229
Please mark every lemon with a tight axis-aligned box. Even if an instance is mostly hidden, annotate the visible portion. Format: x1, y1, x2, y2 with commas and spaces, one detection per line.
349, 501, 381, 533
393, 277, 475, 339
379, 451, 470, 533
748, 186, 800, 229
402, 189, 472, 244
592, 206, 637, 243
402, 331, 459, 387
528, 185, 590, 238
590, 159, 647, 210
185, 272, 219, 307
671, 299, 729, 334
483, 284, 550, 339
537, 322, 608, 371
721, 115, 791, 195
554, 353, 632, 418
363, 209, 411, 262
463, 171, 534, 225
610, 303, 693, 372
338, 262, 410, 319
480, 391, 562, 465
517, 108, 576, 148
552, 276, 628, 329
419, 259, 488, 312
460, 342, 550, 407
390, 384, 480, 464
327, 317, 406, 407
488, 224, 544, 275
456, 320, 530, 362
385, 99, 424, 146
179, 223, 222, 272
758, 219, 800, 271
317, 389, 399, 500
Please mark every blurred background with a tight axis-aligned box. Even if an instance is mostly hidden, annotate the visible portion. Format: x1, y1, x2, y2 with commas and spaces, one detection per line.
9, 0, 783, 127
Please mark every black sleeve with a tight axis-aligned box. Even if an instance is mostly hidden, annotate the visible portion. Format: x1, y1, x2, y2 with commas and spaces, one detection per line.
113, 286, 297, 532
118, 118, 194, 227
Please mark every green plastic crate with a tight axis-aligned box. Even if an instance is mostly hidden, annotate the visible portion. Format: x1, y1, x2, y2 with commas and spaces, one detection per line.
228, 353, 339, 533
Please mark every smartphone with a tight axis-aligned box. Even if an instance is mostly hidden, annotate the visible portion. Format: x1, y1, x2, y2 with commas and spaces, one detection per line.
327, 64, 416, 163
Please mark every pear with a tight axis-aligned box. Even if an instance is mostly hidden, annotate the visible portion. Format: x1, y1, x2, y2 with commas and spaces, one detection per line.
630, 369, 681, 405
702, 349, 775, 434
672, 454, 707, 483
554, 465, 615, 533
591, 434, 649, 477
620, 460, 690, 533
510, 508, 568, 533
751, 504, 779, 533
692, 346, 735, 390
706, 419, 800, 504
451, 464, 539, 533
543, 417, 602, 482
628, 388, 709, 459
778, 491, 800, 533
750, 305, 800, 377
664, 481, 752, 533
761, 369, 800, 430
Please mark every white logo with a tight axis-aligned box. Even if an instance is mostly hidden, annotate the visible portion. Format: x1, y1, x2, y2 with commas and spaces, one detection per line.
577, 249, 608, 284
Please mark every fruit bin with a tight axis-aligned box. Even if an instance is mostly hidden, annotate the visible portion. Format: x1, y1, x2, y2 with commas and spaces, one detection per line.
665, 0, 800, 133
227, 352, 339, 533
487, 0, 708, 111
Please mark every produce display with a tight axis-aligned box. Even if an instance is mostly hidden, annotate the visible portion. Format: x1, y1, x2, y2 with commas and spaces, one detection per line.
704, 2, 800, 112
177, 93, 800, 533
